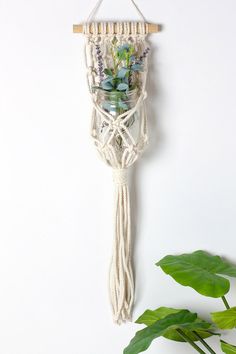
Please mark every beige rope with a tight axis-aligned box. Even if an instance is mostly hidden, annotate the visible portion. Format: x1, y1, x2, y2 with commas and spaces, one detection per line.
110, 169, 134, 323
86, 0, 147, 23
83, 23, 149, 324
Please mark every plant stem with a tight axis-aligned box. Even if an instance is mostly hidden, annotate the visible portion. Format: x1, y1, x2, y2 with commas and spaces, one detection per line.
176, 329, 206, 354
193, 332, 217, 354
222, 296, 230, 309
110, 47, 118, 76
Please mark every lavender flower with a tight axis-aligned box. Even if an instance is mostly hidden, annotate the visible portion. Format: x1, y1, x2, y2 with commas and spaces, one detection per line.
95, 44, 104, 83
139, 47, 150, 62
128, 47, 150, 87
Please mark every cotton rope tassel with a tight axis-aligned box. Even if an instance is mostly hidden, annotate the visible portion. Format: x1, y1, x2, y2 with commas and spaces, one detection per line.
110, 168, 134, 324
82, 0, 150, 324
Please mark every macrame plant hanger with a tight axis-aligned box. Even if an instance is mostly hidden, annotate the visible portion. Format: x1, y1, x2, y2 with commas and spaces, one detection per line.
74, 0, 159, 324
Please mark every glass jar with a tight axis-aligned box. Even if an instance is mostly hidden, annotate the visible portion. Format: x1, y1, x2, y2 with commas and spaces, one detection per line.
95, 89, 140, 152
97, 89, 138, 117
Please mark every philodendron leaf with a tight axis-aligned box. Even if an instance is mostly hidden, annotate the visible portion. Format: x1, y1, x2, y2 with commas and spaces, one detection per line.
124, 310, 196, 354
211, 307, 236, 329
221, 341, 236, 354
156, 250, 236, 298
136, 307, 215, 342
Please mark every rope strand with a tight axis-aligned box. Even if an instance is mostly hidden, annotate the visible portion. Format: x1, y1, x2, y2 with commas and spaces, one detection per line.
86, 0, 147, 22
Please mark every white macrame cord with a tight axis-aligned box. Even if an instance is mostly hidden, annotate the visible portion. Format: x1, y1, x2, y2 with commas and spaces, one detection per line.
83, 18, 149, 324
86, 0, 147, 22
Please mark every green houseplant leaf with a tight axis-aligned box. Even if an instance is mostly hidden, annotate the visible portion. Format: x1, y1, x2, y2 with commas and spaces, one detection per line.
136, 307, 215, 342
211, 307, 236, 329
221, 341, 236, 354
156, 250, 236, 298
123, 310, 212, 354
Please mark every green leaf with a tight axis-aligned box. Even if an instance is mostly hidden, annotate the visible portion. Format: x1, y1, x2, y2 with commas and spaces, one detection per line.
156, 250, 236, 298
211, 307, 236, 329
101, 82, 113, 90
102, 77, 113, 84
136, 307, 215, 342
117, 83, 128, 91
124, 310, 196, 354
221, 341, 236, 354
117, 67, 129, 79
124, 310, 215, 354
131, 64, 143, 72
117, 49, 127, 60
104, 68, 113, 76
136, 307, 179, 326
117, 44, 131, 53
101, 78, 113, 91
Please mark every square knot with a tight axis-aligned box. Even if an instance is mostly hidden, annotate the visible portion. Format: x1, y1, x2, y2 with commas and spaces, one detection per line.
110, 119, 121, 131
112, 168, 128, 185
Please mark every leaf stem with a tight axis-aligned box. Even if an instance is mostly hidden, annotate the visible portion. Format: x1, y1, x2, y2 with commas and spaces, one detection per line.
221, 296, 230, 309
193, 332, 217, 354
176, 329, 206, 354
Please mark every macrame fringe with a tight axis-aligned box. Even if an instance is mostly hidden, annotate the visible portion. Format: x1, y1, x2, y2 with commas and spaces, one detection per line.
109, 168, 134, 324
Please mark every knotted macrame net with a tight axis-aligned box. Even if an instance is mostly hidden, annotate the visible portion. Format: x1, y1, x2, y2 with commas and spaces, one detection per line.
82, 1, 150, 325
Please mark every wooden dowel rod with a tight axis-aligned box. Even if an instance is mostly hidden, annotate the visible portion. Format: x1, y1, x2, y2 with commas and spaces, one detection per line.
73, 23, 160, 34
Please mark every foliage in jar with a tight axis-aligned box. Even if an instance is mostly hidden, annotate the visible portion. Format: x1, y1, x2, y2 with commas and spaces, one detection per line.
95, 39, 149, 93
94, 39, 149, 115
93, 39, 149, 150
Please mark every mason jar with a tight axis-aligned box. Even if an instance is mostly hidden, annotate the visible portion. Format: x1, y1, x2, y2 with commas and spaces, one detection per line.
95, 89, 140, 151
97, 89, 138, 117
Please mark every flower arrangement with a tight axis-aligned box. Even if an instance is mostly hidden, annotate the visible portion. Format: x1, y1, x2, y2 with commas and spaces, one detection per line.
94, 39, 150, 115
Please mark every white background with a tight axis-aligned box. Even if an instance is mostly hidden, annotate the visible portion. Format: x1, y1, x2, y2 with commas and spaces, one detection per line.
0, 0, 236, 353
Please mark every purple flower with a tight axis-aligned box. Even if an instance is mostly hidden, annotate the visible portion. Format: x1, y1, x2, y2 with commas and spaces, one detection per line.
95, 44, 104, 83
139, 47, 150, 62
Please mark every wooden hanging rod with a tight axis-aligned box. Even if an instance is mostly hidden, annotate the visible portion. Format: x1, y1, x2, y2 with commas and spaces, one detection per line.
73, 23, 160, 34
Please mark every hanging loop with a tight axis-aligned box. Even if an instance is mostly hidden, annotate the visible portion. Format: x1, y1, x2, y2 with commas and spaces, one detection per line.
86, 0, 147, 22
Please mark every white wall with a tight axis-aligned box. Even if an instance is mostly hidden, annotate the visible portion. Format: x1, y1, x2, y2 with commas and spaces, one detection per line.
1, 0, 236, 353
